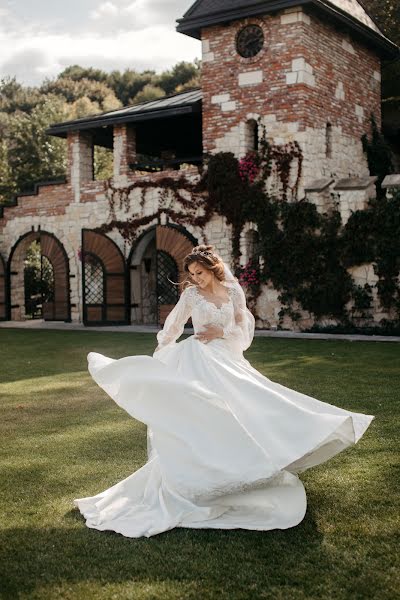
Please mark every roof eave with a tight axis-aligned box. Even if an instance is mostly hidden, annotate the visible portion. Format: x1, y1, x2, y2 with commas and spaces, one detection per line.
176, 0, 306, 38
46, 102, 202, 138
176, 0, 399, 59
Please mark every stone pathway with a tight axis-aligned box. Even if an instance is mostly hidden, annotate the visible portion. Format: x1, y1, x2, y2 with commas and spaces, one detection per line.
1, 319, 399, 342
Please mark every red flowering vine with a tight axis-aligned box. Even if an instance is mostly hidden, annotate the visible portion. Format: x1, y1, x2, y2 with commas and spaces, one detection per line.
238, 152, 260, 184
239, 261, 260, 288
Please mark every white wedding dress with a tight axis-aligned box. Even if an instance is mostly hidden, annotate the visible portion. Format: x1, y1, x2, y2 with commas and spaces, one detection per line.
74, 282, 374, 538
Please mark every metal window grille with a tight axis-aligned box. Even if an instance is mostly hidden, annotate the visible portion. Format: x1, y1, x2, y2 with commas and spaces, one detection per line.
157, 251, 179, 305
41, 255, 55, 302
85, 257, 104, 304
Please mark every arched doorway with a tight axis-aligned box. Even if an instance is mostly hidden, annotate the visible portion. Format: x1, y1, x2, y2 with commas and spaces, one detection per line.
0, 252, 6, 320
82, 229, 129, 325
8, 231, 71, 321
129, 225, 197, 325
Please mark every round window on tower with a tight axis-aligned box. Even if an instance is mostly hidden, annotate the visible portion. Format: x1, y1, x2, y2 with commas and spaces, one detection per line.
236, 25, 264, 59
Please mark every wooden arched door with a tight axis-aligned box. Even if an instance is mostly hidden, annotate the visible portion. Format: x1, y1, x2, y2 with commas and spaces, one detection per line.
7, 231, 70, 322
82, 229, 128, 325
0, 252, 6, 320
156, 226, 196, 324
40, 233, 71, 321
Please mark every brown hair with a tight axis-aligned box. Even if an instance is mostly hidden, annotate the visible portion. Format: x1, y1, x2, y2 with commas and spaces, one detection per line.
182, 245, 225, 289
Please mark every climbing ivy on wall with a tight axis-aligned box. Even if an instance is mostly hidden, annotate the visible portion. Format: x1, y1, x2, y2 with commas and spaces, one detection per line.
361, 115, 394, 198
98, 122, 400, 327
101, 173, 211, 242
342, 194, 400, 314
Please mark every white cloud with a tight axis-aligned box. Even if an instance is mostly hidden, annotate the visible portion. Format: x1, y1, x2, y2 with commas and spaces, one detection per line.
1, 49, 56, 84
0, 1, 200, 86
90, 0, 187, 32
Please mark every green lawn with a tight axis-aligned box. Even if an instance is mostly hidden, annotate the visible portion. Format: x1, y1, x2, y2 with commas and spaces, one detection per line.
0, 330, 399, 600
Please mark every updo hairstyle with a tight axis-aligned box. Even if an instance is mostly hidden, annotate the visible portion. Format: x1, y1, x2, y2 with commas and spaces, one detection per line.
183, 245, 225, 287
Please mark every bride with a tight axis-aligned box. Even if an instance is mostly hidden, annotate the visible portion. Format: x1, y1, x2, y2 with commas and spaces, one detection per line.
74, 245, 374, 538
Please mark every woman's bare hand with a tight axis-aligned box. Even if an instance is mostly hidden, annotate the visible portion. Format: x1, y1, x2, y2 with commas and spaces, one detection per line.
195, 324, 224, 344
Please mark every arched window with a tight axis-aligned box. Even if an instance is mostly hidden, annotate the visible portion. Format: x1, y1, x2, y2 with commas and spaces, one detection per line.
245, 229, 261, 264
245, 119, 259, 153
326, 123, 333, 158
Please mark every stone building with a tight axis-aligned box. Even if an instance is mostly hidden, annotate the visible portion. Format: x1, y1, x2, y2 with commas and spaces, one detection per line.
0, 0, 398, 329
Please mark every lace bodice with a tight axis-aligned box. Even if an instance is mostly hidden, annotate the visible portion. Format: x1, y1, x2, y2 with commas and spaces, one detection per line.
156, 284, 254, 353
192, 286, 234, 330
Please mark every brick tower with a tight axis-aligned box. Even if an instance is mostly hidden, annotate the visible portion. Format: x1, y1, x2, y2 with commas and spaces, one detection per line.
177, 1, 398, 194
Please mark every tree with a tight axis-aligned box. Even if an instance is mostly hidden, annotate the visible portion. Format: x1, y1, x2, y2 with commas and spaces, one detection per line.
7, 95, 68, 192
94, 147, 114, 181
40, 77, 120, 111
362, 0, 400, 99
0, 138, 16, 203
0, 76, 42, 113
108, 69, 156, 105
132, 84, 165, 105
0, 59, 208, 201
362, 0, 400, 45
58, 65, 110, 84
157, 61, 201, 95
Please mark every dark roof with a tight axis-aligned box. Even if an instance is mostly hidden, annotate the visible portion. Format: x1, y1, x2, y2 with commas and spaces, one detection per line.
47, 88, 203, 137
177, 0, 399, 58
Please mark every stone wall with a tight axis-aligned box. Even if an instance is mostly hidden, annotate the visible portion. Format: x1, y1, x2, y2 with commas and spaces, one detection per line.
0, 158, 233, 324
0, 166, 396, 329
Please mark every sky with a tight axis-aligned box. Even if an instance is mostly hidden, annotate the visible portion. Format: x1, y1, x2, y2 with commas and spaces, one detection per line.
0, 0, 201, 86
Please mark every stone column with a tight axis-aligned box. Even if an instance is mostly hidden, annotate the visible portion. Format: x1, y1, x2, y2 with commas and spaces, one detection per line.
67, 131, 94, 202
113, 124, 137, 180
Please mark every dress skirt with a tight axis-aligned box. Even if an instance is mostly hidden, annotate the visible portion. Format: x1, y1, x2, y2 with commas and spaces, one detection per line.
74, 335, 374, 538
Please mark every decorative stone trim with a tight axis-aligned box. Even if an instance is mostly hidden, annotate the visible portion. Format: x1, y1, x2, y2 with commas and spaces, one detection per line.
334, 176, 377, 190
239, 70, 263, 87
304, 178, 335, 192
202, 37, 215, 61
280, 8, 311, 25
211, 92, 237, 112
335, 81, 345, 101
203, 52, 215, 63
382, 174, 400, 188
221, 101, 237, 112
211, 94, 231, 104
202, 39, 210, 53
382, 174, 400, 198
355, 104, 364, 122
342, 39, 356, 54
286, 58, 315, 87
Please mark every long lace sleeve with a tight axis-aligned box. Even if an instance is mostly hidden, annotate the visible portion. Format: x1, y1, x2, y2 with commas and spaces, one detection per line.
223, 286, 255, 352
156, 287, 195, 349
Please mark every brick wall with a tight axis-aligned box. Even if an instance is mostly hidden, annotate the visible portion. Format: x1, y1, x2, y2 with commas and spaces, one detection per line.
201, 7, 380, 186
